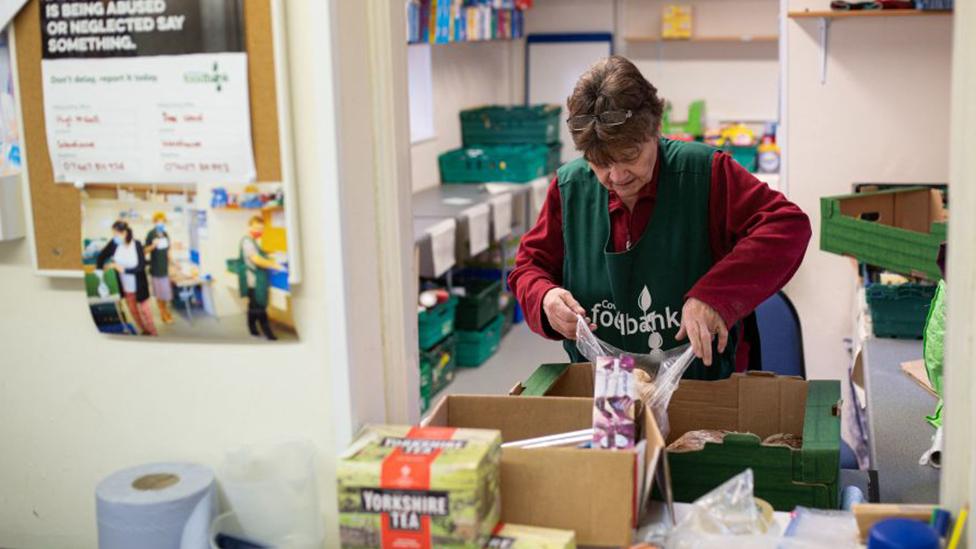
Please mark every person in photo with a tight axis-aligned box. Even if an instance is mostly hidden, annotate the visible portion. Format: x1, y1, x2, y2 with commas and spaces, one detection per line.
97, 221, 158, 336
144, 212, 175, 324
238, 215, 283, 341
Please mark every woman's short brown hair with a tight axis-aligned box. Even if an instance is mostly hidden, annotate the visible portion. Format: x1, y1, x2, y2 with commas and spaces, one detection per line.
566, 55, 665, 167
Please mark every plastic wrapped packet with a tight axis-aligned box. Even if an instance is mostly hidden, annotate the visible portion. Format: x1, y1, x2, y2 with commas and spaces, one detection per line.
783, 507, 859, 547
665, 469, 776, 549
576, 315, 695, 439
667, 430, 729, 453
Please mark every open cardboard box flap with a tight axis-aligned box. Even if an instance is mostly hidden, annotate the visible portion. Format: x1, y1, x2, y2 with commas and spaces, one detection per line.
423, 394, 669, 547
513, 364, 809, 440
836, 187, 947, 234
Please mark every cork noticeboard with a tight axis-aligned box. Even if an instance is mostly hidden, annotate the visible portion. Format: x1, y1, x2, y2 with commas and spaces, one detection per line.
14, 0, 283, 272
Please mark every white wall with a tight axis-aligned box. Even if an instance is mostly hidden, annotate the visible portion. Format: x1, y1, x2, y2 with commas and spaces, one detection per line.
783, 2, 952, 379
622, 0, 780, 123
410, 41, 524, 191
0, 1, 388, 547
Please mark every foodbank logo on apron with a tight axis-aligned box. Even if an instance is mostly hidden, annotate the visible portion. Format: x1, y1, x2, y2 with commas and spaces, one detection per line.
590, 286, 680, 353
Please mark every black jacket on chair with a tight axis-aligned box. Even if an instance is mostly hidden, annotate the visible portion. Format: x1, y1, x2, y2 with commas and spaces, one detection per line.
96, 240, 151, 302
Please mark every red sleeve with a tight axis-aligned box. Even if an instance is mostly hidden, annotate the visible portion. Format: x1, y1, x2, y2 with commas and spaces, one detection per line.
508, 177, 565, 340
686, 152, 812, 326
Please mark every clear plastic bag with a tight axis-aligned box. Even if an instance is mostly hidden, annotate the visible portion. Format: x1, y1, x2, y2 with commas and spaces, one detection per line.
665, 469, 777, 549
576, 315, 695, 439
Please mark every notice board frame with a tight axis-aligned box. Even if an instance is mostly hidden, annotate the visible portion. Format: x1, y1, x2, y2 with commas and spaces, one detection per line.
11, 0, 301, 281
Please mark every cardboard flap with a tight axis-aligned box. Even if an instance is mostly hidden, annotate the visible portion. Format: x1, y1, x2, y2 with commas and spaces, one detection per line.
520, 363, 574, 396
801, 381, 842, 482
425, 394, 592, 442
666, 376, 740, 442
739, 374, 808, 438
502, 447, 635, 547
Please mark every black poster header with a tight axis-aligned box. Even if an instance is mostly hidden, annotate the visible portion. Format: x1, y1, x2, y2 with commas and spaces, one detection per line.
40, 0, 245, 59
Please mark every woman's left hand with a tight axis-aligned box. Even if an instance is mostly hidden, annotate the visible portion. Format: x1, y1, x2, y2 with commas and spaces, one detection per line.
675, 297, 728, 367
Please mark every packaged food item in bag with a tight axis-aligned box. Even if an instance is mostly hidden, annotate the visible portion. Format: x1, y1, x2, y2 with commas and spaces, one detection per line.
593, 356, 638, 449
667, 430, 729, 453
577, 315, 696, 439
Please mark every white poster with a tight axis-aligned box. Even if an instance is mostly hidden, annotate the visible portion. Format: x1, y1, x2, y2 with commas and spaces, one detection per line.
40, 0, 256, 184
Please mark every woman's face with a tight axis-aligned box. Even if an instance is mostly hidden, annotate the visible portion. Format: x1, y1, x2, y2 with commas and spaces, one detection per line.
589, 139, 658, 204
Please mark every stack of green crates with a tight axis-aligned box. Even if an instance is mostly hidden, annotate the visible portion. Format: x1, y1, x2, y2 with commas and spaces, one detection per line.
439, 104, 562, 185
418, 296, 458, 414
866, 283, 937, 339
454, 278, 504, 367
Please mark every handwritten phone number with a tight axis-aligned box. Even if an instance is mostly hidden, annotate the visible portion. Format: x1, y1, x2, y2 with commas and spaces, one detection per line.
62, 161, 126, 172
164, 162, 231, 173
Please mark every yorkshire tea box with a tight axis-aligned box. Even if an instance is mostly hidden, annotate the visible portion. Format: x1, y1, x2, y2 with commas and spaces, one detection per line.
338, 425, 502, 548
487, 523, 577, 549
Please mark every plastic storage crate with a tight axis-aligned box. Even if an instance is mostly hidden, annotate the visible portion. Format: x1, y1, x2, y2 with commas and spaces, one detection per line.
500, 293, 516, 337
420, 334, 457, 397
440, 144, 550, 183
418, 296, 458, 351
866, 283, 937, 339
821, 187, 947, 280
726, 144, 757, 173
420, 362, 432, 415
456, 314, 504, 368
455, 278, 503, 331
460, 105, 561, 146
667, 379, 842, 511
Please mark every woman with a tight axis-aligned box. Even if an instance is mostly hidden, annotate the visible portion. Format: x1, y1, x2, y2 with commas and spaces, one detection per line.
144, 211, 174, 324
97, 221, 158, 336
508, 56, 811, 379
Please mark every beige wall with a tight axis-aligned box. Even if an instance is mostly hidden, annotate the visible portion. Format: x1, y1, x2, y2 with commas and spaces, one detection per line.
622, 0, 780, 122
410, 41, 524, 191
0, 1, 391, 547
783, 6, 952, 378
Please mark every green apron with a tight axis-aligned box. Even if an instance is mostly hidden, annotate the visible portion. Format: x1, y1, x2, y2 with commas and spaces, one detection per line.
238, 236, 270, 308
559, 138, 736, 380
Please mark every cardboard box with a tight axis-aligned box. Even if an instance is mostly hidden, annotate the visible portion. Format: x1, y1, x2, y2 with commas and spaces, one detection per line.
422, 394, 666, 547
337, 425, 502, 548
820, 187, 947, 280
514, 365, 842, 511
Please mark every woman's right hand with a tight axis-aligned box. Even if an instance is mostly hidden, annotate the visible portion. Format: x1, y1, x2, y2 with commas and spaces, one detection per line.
542, 287, 595, 340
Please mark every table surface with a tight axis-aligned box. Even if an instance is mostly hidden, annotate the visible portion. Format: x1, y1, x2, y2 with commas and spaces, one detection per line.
862, 337, 940, 503
413, 184, 521, 218
412, 216, 451, 245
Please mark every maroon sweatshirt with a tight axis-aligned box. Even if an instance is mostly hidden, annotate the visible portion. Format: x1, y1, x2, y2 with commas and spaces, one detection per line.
508, 151, 811, 362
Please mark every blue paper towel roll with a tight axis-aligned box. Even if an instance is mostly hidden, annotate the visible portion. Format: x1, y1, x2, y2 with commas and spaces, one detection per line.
96, 462, 216, 549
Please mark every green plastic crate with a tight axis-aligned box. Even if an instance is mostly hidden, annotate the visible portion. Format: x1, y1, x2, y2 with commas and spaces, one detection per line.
455, 278, 502, 331
440, 144, 550, 183
866, 283, 937, 339
418, 296, 458, 351
726, 144, 757, 173
420, 363, 432, 415
420, 334, 457, 396
546, 142, 562, 173
460, 104, 562, 146
456, 314, 504, 368
821, 187, 947, 280
500, 293, 516, 337
667, 379, 842, 511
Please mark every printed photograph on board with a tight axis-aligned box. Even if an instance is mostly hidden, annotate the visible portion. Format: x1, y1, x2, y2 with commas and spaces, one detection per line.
0, 31, 20, 175
81, 182, 295, 341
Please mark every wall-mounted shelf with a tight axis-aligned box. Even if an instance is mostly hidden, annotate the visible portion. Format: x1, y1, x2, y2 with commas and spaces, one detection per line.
789, 9, 952, 85
625, 35, 778, 43
788, 9, 951, 19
